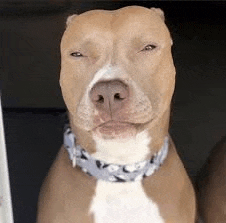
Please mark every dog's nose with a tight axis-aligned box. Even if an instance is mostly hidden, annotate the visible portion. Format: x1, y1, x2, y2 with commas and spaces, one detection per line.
90, 80, 129, 114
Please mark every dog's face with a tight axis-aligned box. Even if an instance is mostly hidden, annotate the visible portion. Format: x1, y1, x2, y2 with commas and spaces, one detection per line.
60, 6, 175, 140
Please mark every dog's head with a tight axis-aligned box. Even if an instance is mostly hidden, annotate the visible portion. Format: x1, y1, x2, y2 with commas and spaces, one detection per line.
60, 6, 175, 141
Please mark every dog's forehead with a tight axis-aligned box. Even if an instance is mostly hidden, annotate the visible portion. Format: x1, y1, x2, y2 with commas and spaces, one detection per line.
78, 6, 162, 21
64, 6, 167, 39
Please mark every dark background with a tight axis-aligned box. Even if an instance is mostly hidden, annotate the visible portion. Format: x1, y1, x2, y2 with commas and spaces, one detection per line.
1, 1, 226, 222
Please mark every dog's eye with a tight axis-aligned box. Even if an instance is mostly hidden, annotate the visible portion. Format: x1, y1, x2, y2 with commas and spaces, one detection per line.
142, 44, 157, 51
70, 52, 83, 57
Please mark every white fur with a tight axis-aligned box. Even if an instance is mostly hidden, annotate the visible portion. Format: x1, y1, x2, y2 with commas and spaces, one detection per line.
85, 64, 124, 115
89, 180, 165, 223
88, 64, 119, 90
90, 132, 164, 222
92, 130, 151, 165
82, 65, 118, 105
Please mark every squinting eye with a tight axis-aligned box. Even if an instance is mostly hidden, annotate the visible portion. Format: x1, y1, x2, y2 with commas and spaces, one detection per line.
142, 44, 157, 51
70, 52, 83, 57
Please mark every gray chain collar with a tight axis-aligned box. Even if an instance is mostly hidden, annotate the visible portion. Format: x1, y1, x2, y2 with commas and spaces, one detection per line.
64, 125, 169, 182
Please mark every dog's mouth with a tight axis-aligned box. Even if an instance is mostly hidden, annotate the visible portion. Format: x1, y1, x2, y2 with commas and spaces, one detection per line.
92, 120, 152, 139
92, 121, 135, 139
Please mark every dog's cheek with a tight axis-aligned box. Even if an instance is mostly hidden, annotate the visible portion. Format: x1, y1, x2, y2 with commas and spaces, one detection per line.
154, 62, 175, 112
60, 77, 77, 114
60, 69, 81, 115
60, 59, 90, 103
140, 61, 175, 114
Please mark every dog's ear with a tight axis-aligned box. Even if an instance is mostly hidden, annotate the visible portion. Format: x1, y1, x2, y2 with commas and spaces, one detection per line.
66, 14, 78, 27
150, 8, 165, 21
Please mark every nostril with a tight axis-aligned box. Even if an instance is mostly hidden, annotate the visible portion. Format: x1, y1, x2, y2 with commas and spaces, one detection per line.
97, 95, 104, 103
114, 93, 124, 100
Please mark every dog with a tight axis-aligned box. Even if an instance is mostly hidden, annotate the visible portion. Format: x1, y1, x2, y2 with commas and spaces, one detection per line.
37, 6, 196, 223
197, 136, 226, 223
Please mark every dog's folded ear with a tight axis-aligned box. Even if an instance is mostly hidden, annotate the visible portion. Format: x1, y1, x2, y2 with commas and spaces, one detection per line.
66, 14, 78, 27
150, 8, 165, 21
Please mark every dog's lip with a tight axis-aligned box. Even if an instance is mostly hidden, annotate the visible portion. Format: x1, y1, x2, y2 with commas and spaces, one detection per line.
92, 119, 153, 131
91, 119, 153, 138
92, 121, 136, 138
93, 121, 134, 129
100, 121, 133, 127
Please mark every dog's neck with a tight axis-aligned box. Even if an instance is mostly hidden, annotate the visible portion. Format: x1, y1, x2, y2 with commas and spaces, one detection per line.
69, 108, 170, 165
92, 130, 151, 165
64, 125, 169, 182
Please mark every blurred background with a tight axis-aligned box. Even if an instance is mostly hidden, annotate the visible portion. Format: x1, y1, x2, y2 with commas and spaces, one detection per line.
1, 1, 226, 222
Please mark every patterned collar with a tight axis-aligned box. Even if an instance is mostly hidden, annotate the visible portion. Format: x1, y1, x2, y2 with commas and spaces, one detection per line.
64, 124, 169, 183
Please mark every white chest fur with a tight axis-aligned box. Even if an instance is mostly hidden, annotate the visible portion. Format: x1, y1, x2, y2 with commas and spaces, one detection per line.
92, 130, 151, 165
63, 121, 169, 222
89, 180, 165, 223
90, 129, 164, 222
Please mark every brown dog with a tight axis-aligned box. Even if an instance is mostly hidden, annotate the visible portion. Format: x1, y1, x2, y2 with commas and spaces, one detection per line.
197, 136, 226, 223
37, 6, 196, 223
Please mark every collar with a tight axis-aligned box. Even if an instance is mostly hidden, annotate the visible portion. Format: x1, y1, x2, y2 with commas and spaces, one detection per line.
64, 124, 169, 183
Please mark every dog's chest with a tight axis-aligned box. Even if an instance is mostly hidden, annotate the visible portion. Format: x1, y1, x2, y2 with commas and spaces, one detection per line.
90, 180, 165, 223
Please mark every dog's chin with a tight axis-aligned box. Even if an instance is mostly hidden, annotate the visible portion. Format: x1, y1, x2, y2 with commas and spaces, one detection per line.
92, 121, 137, 140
